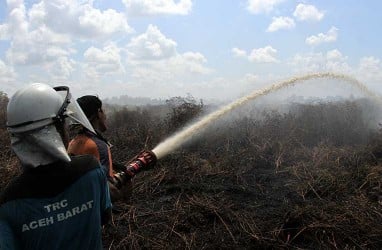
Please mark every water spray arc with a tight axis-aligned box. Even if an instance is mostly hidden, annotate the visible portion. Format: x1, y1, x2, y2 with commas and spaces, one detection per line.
152, 73, 379, 159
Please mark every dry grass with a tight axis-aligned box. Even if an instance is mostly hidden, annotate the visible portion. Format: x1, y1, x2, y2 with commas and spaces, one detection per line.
1, 96, 382, 249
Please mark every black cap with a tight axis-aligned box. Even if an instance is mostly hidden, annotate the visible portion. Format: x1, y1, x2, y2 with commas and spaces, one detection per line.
77, 95, 102, 119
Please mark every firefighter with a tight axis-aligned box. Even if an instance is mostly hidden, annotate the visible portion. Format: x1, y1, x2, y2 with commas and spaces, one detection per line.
0, 83, 111, 249
67, 95, 157, 200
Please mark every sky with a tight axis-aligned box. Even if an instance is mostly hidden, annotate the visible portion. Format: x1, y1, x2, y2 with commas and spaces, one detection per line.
0, 0, 381, 101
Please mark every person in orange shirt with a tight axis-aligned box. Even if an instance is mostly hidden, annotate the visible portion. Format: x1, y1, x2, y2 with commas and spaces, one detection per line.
68, 95, 156, 200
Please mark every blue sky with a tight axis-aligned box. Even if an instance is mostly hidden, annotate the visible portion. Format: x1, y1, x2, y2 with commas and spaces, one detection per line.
0, 0, 381, 100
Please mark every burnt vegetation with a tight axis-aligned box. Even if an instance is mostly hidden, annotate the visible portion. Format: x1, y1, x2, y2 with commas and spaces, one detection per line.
1, 93, 382, 249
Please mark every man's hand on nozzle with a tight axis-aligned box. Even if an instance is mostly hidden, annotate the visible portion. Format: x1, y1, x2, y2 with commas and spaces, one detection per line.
124, 150, 157, 178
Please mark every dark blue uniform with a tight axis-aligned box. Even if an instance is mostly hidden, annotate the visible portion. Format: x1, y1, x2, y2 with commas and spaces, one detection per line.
0, 155, 112, 250
0, 220, 18, 249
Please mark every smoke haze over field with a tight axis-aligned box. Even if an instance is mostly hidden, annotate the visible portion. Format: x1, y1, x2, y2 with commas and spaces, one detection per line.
153, 73, 382, 158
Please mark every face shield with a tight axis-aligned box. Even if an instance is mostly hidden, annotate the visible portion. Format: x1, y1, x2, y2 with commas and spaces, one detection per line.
53, 86, 96, 134
8, 84, 93, 167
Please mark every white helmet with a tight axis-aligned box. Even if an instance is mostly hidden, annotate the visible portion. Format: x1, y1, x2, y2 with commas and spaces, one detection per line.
7, 83, 96, 167
7, 83, 95, 134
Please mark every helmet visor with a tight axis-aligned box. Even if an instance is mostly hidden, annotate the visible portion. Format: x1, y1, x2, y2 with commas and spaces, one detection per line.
54, 86, 96, 134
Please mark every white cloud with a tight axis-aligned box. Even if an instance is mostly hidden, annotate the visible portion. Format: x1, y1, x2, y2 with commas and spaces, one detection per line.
244, 73, 258, 82
6, 0, 28, 39
232, 46, 279, 63
0, 24, 9, 40
326, 49, 343, 61
127, 24, 177, 61
129, 51, 211, 82
267, 16, 295, 32
29, 0, 133, 39
123, 0, 192, 16
7, 0, 23, 9
1, 0, 132, 83
6, 25, 72, 65
232, 47, 247, 58
4, 1, 72, 65
290, 49, 351, 73
247, 0, 285, 14
83, 43, 124, 79
293, 4, 324, 21
358, 56, 382, 82
50, 57, 75, 80
306, 26, 338, 46
181, 52, 209, 74
0, 57, 16, 96
79, 8, 131, 37
249, 46, 279, 63
124, 25, 211, 93
290, 52, 323, 73
0, 59, 16, 81
325, 49, 350, 72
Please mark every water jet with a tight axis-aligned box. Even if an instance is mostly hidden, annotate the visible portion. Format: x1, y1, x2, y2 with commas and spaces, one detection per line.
152, 73, 379, 159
